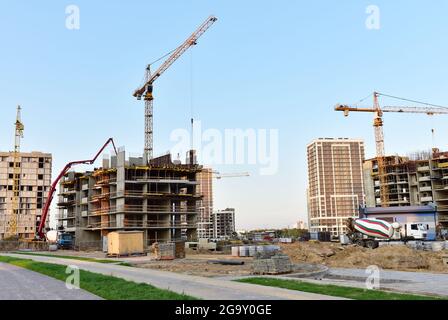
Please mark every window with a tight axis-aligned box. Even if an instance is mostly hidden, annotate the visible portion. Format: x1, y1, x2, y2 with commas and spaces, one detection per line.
411, 224, 418, 230
38, 174, 43, 180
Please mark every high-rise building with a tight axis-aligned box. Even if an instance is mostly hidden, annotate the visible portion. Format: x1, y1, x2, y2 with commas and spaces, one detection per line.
212, 208, 235, 240
196, 167, 214, 239
0, 152, 52, 239
307, 138, 365, 236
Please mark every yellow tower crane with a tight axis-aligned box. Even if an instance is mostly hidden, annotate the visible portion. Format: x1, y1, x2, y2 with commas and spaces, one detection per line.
133, 16, 218, 164
6, 105, 24, 239
335, 92, 448, 207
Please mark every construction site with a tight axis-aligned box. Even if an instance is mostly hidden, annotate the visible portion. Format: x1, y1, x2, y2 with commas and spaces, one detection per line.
1, 9, 448, 303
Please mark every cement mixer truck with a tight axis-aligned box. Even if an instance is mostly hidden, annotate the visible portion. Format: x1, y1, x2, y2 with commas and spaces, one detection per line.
344, 218, 428, 249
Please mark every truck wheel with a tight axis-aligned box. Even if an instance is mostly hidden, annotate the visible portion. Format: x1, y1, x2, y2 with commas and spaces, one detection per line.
354, 239, 365, 247
365, 240, 379, 249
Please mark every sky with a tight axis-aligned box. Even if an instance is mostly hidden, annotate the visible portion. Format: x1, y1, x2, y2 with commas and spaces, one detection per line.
1, 1, 448, 230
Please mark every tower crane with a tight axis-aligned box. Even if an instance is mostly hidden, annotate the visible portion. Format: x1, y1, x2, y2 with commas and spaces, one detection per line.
133, 15, 218, 165
335, 92, 448, 207
6, 106, 24, 239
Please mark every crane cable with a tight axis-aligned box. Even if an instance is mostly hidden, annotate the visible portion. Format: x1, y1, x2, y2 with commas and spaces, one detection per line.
139, 47, 179, 87
377, 92, 448, 110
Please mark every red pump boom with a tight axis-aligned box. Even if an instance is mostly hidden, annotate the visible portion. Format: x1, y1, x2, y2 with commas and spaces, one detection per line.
36, 138, 118, 240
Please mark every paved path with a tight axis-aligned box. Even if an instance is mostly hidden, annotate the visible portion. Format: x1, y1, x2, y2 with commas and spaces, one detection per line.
0, 262, 101, 300
277, 268, 448, 298
0, 253, 343, 300
329, 268, 448, 297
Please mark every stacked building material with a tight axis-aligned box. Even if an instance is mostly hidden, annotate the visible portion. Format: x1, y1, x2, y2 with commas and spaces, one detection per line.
253, 253, 292, 275
232, 245, 280, 257
153, 242, 175, 260
175, 241, 186, 259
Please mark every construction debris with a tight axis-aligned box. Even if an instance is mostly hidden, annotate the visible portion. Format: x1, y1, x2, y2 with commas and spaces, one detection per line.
153, 242, 176, 261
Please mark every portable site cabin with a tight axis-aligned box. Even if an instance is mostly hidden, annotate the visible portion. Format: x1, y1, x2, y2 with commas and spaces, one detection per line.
107, 231, 145, 257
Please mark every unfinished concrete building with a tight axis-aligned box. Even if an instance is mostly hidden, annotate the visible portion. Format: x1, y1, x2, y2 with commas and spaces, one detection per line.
307, 138, 365, 237
196, 167, 214, 239
57, 150, 203, 249
363, 156, 415, 207
363, 149, 448, 227
212, 208, 235, 240
0, 152, 52, 239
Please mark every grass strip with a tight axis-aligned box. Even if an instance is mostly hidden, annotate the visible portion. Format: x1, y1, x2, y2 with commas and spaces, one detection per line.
0, 255, 196, 300
12, 251, 119, 264
236, 277, 445, 300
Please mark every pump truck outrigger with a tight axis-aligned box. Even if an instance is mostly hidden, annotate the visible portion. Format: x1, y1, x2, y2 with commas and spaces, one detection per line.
35, 138, 118, 241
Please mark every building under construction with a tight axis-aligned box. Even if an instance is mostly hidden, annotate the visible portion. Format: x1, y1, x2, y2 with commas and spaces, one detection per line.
57, 149, 203, 249
363, 149, 448, 227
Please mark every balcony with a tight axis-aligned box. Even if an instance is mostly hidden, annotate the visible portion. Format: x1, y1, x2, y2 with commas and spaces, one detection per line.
418, 176, 431, 182
421, 196, 433, 202
420, 186, 432, 192
85, 219, 197, 230
89, 204, 199, 216
418, 166, 430, 172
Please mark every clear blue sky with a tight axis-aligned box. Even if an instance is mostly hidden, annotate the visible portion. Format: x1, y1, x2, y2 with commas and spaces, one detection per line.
1, 1, 448, 229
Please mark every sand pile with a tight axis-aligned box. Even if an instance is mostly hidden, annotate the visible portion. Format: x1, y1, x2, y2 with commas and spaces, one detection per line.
279, 242, 447, 273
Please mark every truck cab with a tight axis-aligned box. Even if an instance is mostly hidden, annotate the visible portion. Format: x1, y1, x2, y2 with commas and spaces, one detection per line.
57, 233, 74, 249
402, 223, 428, 240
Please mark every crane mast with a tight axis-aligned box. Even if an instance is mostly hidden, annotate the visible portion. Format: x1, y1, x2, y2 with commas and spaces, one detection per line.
335, 92, 448, 207
134, 16, 217, 164
7, 106, 24, 239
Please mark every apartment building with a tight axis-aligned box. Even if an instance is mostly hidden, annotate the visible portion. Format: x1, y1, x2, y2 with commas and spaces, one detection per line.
0, 152, 52, 239
57, 150, 203, 249
307, 138, 365, 236
196, 167, 214, 239
212, 208, 235, 240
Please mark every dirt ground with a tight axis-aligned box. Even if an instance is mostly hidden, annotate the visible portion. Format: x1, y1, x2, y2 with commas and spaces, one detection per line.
279, 242, 448, 273
30, 242, 448, 276
137, 257, 254, 277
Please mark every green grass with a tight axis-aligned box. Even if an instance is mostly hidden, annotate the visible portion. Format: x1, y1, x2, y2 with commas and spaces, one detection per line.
12, 251, 120, 264
236, 277, 445, 300
0, 256, 196, 300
